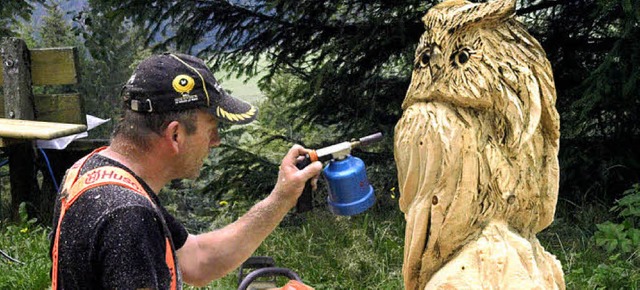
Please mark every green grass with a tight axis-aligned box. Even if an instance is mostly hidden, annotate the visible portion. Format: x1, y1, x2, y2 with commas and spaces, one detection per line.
539, 199, 640, 289
187, 209, 405, 289
1, 199, 639, 289
0, 215, 51, 289
255, 210, 405, 289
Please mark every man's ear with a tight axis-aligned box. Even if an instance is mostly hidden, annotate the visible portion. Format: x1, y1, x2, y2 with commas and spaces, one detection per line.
164, 121, 182, 154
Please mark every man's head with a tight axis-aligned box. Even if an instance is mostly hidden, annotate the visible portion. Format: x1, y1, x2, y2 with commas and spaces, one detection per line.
113, 53, 258, 149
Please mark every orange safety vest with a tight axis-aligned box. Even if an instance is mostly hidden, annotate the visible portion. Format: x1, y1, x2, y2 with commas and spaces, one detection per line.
51, 147, 178, 290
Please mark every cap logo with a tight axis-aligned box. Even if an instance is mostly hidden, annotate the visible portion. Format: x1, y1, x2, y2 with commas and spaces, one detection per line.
169, 54, 211, 106
172, 74, 200, 105
172, 75, 195, 93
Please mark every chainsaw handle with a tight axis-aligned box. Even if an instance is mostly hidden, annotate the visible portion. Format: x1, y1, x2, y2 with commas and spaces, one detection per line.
237, 267, 302, 290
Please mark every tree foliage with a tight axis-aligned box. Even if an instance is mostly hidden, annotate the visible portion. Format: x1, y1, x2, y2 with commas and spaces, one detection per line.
92, 0, 429, 205
526, 0, 640, 202
9, 1, 147, 138
70, 2, 151, 138
0, 0, 44, 37
94, 0, 639, 204
91, 1, 428, 135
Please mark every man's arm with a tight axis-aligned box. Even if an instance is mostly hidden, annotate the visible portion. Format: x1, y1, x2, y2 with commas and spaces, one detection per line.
176, 145, 322, 287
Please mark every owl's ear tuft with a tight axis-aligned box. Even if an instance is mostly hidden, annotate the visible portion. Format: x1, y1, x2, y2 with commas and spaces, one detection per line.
431, 0, 516, 34
477, 0, 516, 22
437, 0, 470, 8
457, 0, 516, 28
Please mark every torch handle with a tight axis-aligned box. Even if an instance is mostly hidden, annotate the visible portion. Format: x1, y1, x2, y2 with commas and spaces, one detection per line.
295, 154, 313, 170
295, 154, 314, 213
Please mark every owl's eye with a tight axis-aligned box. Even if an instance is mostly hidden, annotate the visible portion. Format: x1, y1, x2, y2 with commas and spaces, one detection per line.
457, 51, 470, 64
420, 52, 431, 66
416, 50, 431, 69
452, 48, 473, 67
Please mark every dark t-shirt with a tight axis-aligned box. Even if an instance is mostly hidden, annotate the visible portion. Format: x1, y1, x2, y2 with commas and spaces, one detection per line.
50, 153, 189, 289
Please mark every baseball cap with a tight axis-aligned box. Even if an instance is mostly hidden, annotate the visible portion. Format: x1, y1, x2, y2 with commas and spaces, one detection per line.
121, 53, 258, 124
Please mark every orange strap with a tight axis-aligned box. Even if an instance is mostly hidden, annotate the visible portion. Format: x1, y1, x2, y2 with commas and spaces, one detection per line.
52, 147, 177, 290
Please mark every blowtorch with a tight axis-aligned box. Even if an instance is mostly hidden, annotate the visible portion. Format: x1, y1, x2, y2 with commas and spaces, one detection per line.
295, 132, 383, 216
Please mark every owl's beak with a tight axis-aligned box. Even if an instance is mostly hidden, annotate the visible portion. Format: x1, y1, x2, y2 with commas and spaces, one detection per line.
402, 81, 447, 110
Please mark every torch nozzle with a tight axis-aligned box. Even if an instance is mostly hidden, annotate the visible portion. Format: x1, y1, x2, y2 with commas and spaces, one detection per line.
306, 132, 384, 163
352, 132, 383, 148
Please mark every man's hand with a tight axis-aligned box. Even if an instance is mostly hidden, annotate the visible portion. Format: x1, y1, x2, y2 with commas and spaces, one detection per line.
272, 145, 323, 208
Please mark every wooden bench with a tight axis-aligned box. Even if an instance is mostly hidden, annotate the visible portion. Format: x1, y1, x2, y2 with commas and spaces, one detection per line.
1, 37, 87, 221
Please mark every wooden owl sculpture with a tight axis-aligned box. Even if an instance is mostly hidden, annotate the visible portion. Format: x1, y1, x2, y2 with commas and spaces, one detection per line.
394, 0, 565, 289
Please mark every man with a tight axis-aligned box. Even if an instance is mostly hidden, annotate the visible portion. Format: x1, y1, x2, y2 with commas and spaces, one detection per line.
50, 53, 323, 289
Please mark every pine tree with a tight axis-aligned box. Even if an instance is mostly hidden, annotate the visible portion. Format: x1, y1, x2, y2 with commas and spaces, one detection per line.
526, 0, 640, 201
0, 0, 44, 37
99, 0, 639, 204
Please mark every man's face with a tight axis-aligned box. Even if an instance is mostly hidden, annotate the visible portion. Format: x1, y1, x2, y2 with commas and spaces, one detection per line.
180, 110, 221, 179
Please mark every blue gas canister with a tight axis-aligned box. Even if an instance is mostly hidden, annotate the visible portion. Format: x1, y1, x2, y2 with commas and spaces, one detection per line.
322, 155, 375, 216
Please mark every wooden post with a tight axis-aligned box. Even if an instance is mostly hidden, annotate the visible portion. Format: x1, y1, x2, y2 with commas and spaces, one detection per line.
1, 37, 37, 222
